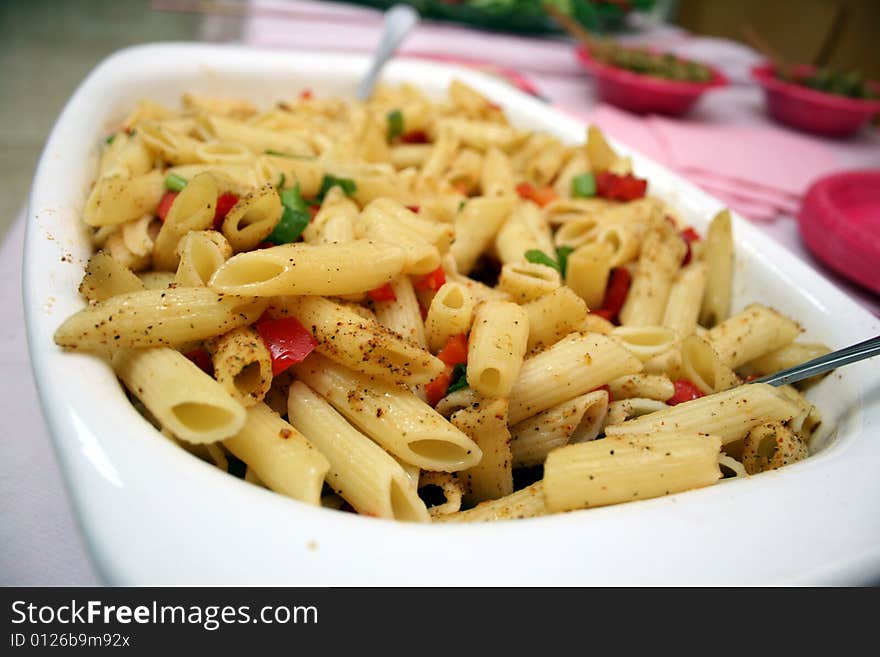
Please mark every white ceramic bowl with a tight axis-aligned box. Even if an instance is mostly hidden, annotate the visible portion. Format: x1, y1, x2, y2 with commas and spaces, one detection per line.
25, 43, 880, 585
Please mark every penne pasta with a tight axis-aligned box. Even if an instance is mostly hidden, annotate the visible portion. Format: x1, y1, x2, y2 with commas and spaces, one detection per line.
424, 281, 475, 353
78, 252, 145, 302
543, 432, 722, 513
508, 332, 644, 424
434, 482, 545, 523
174, 230, 232, 287
294, 354, 482, 472
450, 195, 516, 274
451, 397, 513, 504
54, 287, 266, 351
522, 286, 589, 353
510, 390, 609, 467
220, 183, 282, 253
699, 209, 734, 328
662, 261, 707, 337
372, 275, 427, 348
706, 303, 802, 369
208, 240, 407, 296
287, 382, 430, 521
279, 295, 444, 386
604, 383, 805, 445
466, 301, 529, 398
113, 347, 246, 444
497, 261, 562, 304
679, 334, 740, 395
153, 172, 219, 271
207, 326, 273, 407
223, 403, 329, 506
619, 226, 686, 326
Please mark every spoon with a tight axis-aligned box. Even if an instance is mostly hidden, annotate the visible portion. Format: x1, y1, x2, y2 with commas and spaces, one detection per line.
748, 335, 880, 387
356, 4, 420, 101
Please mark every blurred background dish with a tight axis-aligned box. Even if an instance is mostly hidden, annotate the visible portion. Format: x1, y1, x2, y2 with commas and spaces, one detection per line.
340, 0, 656, 34
798, 169, 880, 295
751, 63, 880, 137
575, 42, 726, 115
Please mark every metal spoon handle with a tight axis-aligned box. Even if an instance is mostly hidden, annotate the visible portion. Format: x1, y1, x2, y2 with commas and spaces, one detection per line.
749, 334, 880, 387
356, 4, 419, 101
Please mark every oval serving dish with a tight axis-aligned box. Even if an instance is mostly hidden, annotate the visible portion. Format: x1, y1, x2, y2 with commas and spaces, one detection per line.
25, 43, 880, 585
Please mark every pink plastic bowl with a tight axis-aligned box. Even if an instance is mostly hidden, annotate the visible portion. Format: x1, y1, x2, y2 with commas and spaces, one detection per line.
575, 45, 728, 116
751, 64, 880, 138
798, 169, 880, 294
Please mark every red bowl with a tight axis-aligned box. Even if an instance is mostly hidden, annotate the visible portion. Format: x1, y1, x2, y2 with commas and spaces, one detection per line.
575, 45, 728, 116
798, 169, 880, 294
751, 64, 880, 138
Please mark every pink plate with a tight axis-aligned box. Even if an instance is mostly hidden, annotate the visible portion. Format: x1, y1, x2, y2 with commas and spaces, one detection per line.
798, 169, 880, 294
575, 45, 727, 116
752, 64, 880, 138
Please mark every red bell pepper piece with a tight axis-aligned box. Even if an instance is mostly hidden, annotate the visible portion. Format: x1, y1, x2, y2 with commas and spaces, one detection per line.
367, 283, 397, 303
308, 204, 320, 222
300, 89, 313, 100
414, 266, 446, 292
679, 226, 701, 266
591, 308, 616, 322
255, 316, 318, 376
425, 369, 454, 407
184, 348, 214, 376
212, 192, 239, 230
516, 182, 557, 207
157, 191, 178, 222
437, 333, 468, 367
595, 172, 648, 201
425, 333, 470, 406
680, 227, 700, 243
401, 130, 429, 144
597, 267, 632, 324
406, 206, 420, 214
667, 379, 706, 406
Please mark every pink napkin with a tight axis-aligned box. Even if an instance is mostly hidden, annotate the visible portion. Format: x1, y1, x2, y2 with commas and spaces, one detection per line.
585, 104, 841, 221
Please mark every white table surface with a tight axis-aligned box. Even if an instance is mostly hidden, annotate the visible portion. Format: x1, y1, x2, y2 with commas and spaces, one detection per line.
2, 3, 878, 586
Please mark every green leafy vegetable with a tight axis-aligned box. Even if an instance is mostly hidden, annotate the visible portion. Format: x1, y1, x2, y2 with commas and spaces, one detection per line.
105, 134, 116, 145
277, 172, 286, 190
266, 185, 311, 245
571, 172, 596, 198
317, 175, 357, 200
164, 173, 188, 192
555, 246, 575, 278
446, 363, 469, 394
525, 249, 560, 272
387, 108, 404, 141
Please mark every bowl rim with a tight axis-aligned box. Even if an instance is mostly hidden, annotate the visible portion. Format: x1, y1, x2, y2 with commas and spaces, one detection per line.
750, 63, 880, 113
575, 44, 729, 94
23, 42, 880, 585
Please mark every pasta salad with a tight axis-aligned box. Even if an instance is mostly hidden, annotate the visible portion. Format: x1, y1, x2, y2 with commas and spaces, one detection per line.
53, 80, 829, 522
